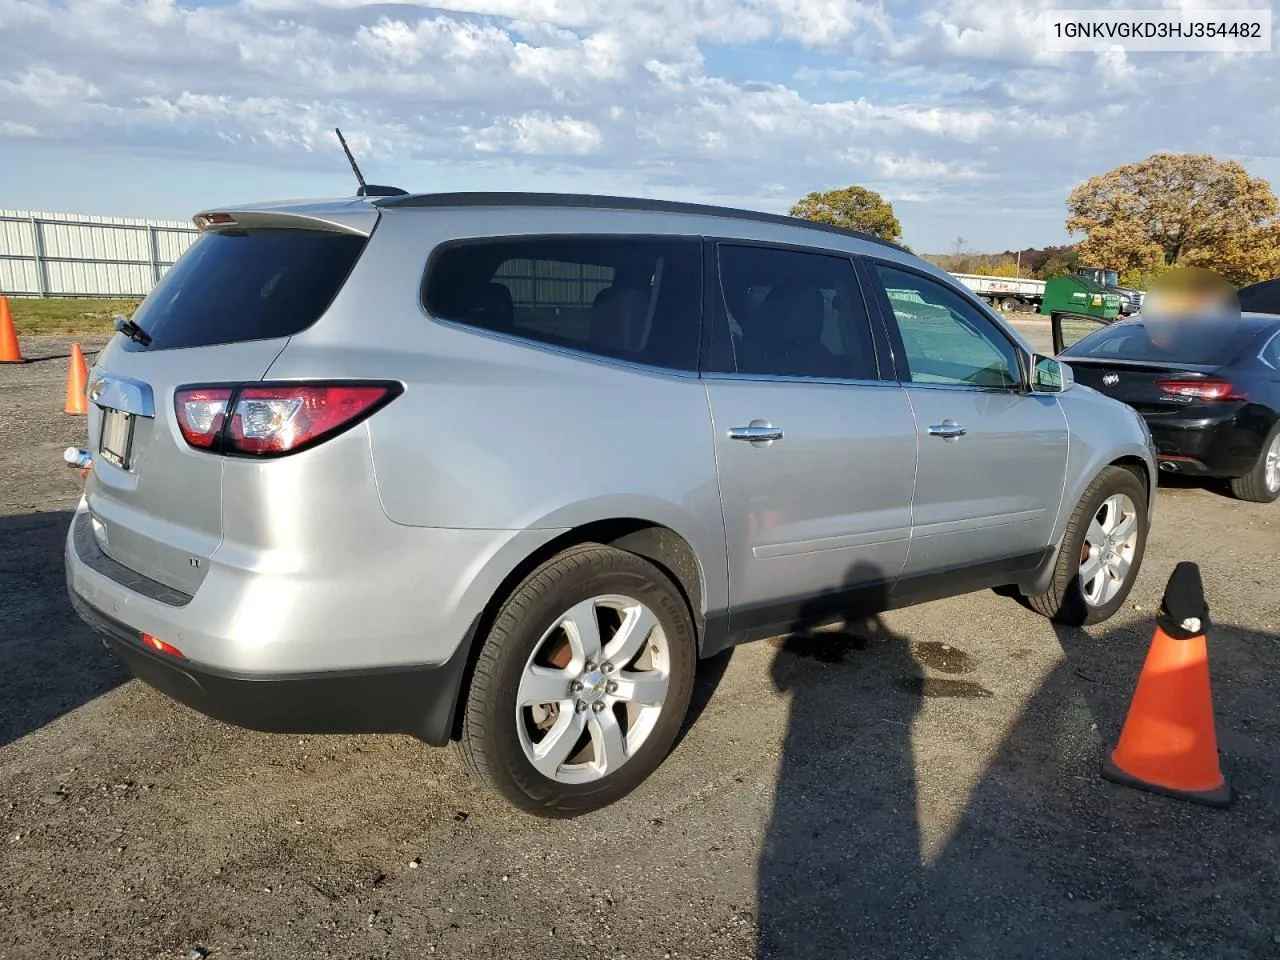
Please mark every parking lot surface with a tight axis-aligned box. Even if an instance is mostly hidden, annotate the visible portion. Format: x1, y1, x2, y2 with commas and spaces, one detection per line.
3, 330, 1278, 960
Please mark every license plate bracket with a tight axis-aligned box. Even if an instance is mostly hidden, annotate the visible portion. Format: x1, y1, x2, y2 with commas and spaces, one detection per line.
99, 407, 136, 470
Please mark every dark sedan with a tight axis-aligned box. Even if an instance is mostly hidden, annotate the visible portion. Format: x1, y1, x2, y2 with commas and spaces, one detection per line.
1053, 312, 1280, 502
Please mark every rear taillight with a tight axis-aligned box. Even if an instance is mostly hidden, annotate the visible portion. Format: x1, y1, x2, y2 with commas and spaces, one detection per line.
174, 382, 400, 456
1154, 379, 1247, 402
174, 388, 232, 448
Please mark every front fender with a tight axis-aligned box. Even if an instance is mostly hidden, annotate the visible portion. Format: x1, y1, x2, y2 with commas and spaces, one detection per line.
1025, 389, 1157, 595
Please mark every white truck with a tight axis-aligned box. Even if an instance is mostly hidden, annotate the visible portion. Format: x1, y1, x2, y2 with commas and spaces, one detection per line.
950, 273, 1046, 312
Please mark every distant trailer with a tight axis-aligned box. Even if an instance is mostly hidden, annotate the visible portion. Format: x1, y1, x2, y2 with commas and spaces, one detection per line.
950, 273, 1046, 312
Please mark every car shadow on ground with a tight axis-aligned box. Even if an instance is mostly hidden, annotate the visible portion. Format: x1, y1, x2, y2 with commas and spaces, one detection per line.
0, 509, 128, 748
755, 560, 1280, 959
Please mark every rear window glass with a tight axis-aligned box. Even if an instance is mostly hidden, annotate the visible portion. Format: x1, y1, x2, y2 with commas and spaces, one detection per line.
423, 236, 702, 371
1237, 278, 1280, 314
1063, 320, 1257, 366
126, 229, 368, 351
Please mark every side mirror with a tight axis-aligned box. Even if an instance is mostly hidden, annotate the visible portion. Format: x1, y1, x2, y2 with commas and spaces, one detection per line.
1030, 355, 1072, 394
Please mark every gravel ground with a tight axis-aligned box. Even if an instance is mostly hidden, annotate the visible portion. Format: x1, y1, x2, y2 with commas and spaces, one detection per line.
2, 333, 1278, 960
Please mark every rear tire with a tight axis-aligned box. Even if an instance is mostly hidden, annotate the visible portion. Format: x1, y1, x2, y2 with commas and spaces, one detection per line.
1228, 426, 1280, 503
456, 544, 696, 818
1000, 298, 1018, 313
1025, 466, 1149, 626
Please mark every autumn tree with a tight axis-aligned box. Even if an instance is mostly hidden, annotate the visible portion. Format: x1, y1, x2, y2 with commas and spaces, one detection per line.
983, 258, 1021, 278
1067, 153, 1280, 285
790, 186, 904, 245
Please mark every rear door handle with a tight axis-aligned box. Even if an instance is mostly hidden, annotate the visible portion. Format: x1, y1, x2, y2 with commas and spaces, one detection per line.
928, 421, 967, 439
729, 424, 784, 443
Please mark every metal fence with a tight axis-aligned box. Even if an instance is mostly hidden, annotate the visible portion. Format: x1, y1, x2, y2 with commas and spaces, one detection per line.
0, 209, 199, 299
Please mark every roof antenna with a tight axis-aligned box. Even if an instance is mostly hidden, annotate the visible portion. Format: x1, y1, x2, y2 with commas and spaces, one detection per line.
333, 128, 408, 198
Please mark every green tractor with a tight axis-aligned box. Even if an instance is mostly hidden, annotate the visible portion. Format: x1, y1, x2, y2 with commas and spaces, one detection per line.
1039, 274, 1123, 354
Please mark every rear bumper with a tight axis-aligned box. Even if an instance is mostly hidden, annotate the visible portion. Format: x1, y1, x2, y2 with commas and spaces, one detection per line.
68, 582, 473, 745
64, 495, 562, 743
1146, 412, 1267, 478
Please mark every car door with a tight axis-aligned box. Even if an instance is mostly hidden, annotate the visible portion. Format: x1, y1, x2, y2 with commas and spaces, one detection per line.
1052, 311, 1114, 355
702, 242, 918, 640
862, 259, 1069, 578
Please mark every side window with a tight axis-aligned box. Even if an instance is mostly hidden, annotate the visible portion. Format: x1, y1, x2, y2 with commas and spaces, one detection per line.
874, 264, 1022, 390
710, 244, 878, 380
423, 237, 702, 370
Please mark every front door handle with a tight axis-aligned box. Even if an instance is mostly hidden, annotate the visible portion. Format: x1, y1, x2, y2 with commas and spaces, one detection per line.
928, 420, 967, 440
729, 424, 784, 443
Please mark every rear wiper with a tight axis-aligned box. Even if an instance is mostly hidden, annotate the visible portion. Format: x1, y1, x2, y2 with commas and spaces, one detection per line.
113, 314, 152, 347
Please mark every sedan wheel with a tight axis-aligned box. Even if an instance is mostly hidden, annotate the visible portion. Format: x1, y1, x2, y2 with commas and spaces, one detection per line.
1269, 435, 1280, 493
1229, 426, 1280, 503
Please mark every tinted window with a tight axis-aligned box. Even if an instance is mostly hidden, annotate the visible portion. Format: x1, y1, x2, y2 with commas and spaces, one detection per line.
1237, 278, 1280, 314
424, 237, 702, 370
127, 230, 368, 351
1062, 320, 1259, 366
710, 245, 877, 380
875, 265, 1021, 389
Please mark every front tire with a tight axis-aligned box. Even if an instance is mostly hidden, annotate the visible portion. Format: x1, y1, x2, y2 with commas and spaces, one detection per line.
1229, 425, 1280, 503
457, 544, 696, 817
1026, 466, 1149, 626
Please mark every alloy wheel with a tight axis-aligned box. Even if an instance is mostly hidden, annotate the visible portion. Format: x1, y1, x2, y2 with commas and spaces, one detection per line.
516, 595, 670, 785
1078, 493, 1140, 607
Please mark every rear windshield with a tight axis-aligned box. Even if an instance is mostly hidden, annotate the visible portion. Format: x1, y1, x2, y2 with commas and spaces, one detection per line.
125, 229, 368, 350
1238, 278, 1280, 314
1063, 319, 1257, 366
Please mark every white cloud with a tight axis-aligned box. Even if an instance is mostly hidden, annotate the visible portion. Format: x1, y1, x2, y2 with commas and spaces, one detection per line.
0, 120, 39, 137
472, 113, 603, 154
0, 0, 1275, 249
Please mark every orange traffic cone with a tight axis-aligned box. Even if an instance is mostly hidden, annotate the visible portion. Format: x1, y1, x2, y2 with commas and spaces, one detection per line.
65, 343, 89, 415
0, 295, 23, 363
1102, 561, 1230, 807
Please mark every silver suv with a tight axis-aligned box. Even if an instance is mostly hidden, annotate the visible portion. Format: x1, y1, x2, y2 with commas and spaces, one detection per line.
66, 193, 1156, 816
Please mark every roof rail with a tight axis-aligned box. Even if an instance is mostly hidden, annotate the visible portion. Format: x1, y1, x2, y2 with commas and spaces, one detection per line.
373, 191, 909, 253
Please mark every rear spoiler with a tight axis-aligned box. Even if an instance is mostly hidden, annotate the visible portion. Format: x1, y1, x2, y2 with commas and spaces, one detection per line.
192, 202, 378, 237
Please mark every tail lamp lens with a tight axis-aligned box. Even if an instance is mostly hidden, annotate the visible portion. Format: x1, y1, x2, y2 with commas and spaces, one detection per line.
174, 388, 232, 448
1155, 379, 1245, 402
174, 383, 398, 456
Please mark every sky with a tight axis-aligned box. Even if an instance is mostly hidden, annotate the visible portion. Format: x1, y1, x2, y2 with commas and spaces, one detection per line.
0, 0, 1276, 252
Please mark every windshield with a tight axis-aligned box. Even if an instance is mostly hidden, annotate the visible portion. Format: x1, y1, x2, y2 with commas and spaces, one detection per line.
1062, 319, 1255, 366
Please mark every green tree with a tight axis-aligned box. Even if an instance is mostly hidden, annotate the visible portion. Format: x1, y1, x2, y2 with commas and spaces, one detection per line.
789, 186, 904, 244
1036, 248, 1080, 280
1067, 153, 1280, 285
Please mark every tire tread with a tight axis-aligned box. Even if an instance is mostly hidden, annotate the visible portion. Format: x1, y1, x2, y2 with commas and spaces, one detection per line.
1228, 426, 1280, 503
1026, 466, 1147, 625
455, 543, 694, 817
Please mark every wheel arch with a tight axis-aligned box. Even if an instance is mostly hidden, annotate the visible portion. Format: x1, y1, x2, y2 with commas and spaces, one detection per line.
444, 518, 711, 743
1024, 450, 1155, 598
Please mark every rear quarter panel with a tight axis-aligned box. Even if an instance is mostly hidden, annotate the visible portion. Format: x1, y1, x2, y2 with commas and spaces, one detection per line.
262, 207, 730, 626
